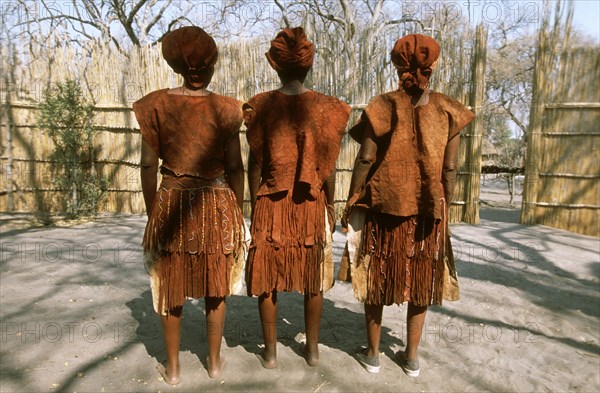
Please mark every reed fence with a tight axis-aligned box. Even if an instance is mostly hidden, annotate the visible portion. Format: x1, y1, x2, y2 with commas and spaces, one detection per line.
520, 4, 600, 237
1, 27, 484, 221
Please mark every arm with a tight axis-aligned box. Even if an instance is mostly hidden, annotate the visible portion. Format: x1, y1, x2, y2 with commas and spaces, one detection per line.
341, 124, 378, 228
140, 139, 159, 217
442, 134, 461, 205
323, 169, 336, 233
224, 133, 245, 210
247, 152, 261, 212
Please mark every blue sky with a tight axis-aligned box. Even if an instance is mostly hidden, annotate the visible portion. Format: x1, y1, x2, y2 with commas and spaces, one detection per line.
573, 0, 600, 41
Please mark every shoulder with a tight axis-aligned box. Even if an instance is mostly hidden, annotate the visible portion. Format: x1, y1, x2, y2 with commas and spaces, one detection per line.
210, 93, 243, 116
433, 92, 475, 118
364, 92, 398, 114
429, 92, 475, 135
243, 92, 276, 130
375, 90, 410, 106
430, 92, 470, 109
307, 92, 351, 138
205, 94, 244, 133
210, 93, 242, 108
429, 91, 452, 104
242, 91, 281, 126
245, 91, 277, 109
359, 91, 409, 139
132, 88, 168, 111
309, 91, 347, 108
310, 91, 352, 116
365, 92, 402, 115
257, 91, 277, 100
243, 92, 268, 122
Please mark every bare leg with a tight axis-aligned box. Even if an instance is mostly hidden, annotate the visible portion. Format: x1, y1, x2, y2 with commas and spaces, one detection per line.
205, 297, 226, 378
405, 303, 428, 360
364, 303, 384, 358
304, 291, 323, 366
258, 291, 278, 368
158, 307, 182, 385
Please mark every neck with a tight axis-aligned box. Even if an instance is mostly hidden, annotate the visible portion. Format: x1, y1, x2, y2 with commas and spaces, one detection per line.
180, 84, 210, 96
167, 85, 210, 96
411, 89, 430, 107
278, 80, 308, 95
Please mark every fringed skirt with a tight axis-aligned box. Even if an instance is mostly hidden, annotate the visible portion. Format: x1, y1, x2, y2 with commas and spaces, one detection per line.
245, 189, 334, 296
341, 206, 450, 307
143, 175, 246, 315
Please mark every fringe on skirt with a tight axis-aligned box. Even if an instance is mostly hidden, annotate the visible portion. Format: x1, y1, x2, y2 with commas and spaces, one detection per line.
341, 202, 450, 307
143, 175, 246, 315
245, 189, 334, 296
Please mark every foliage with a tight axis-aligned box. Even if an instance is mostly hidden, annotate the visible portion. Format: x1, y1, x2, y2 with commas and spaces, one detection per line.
486, 30, 536, 139
482, 7, 534, 186
38, 80, 107, 217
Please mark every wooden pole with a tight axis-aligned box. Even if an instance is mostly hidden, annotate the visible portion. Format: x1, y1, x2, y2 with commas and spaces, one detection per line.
1, 43, 15, 211
520, 5, 552, 225
463, 24, 487, 224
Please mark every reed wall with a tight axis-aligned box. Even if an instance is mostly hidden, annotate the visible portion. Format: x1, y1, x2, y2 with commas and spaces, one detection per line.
1, 29, 481, 221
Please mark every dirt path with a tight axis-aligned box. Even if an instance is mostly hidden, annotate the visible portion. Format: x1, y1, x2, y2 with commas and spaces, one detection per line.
1, 208, 598, 392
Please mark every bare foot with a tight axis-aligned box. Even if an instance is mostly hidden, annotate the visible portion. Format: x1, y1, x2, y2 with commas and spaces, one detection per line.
303, 344, 319, 367
206, 356, 226, 378
256, 350, 277, 369
157, 363, 180, 386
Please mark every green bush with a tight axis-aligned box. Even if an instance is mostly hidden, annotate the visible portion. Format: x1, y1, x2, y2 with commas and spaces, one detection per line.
38, 80, 108, 217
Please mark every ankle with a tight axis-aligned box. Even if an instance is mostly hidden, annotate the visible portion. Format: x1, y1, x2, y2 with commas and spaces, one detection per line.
404, 349, 418, 361
303, 346, 319, 367
167, 359, 180, 370
305, 340, 319, 351
264, 345, 277, 358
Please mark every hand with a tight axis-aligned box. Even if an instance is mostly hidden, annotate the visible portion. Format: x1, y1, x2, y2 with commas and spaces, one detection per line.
341, 192, 362, 232
327, 204, 336, 234
340, 205, 351, 232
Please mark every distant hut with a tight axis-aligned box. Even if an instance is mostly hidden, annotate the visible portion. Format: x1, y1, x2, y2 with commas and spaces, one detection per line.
482, 139, 500, 167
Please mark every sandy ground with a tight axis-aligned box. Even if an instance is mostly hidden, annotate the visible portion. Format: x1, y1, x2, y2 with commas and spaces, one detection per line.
1, 184, 599, 392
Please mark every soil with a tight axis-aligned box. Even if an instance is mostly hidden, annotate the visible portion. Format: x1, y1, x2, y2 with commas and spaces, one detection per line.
1, 181, 598, 392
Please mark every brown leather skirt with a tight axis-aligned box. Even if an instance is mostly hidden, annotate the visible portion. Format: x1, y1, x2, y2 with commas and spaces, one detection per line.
143, 175, 246, 315
245, 189, 334, 296
340, 206, 451, 307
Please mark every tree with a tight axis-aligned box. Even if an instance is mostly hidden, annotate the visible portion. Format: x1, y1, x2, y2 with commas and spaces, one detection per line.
8, 0, 264, 51
486, 30, 536, 139
480, 2, 538, 203
38, 80, 108, 217
10, 0, 192, 49
268, 0, 428, 102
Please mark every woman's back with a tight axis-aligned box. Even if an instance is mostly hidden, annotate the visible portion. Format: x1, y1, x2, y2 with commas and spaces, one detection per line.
134, 25, 246, 383
245, 89, 350, 198
133, 89, 243, 179
349, 90, 474, 218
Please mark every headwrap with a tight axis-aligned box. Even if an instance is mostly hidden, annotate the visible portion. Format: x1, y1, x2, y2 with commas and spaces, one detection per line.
161, 26, 218, 88
391, 34, 440, 96
265, 27, 314, 75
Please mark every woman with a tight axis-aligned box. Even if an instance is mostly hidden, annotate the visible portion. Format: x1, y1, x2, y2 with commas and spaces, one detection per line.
244, 27, 351, 368
133, 26, 246, 384
341, 34, 474, 376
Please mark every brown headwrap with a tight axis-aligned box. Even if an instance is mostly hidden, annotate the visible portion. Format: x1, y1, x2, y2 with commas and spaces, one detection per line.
391, 34, 440, 96
265, 27, 314, 76
161, 26, 218, 88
